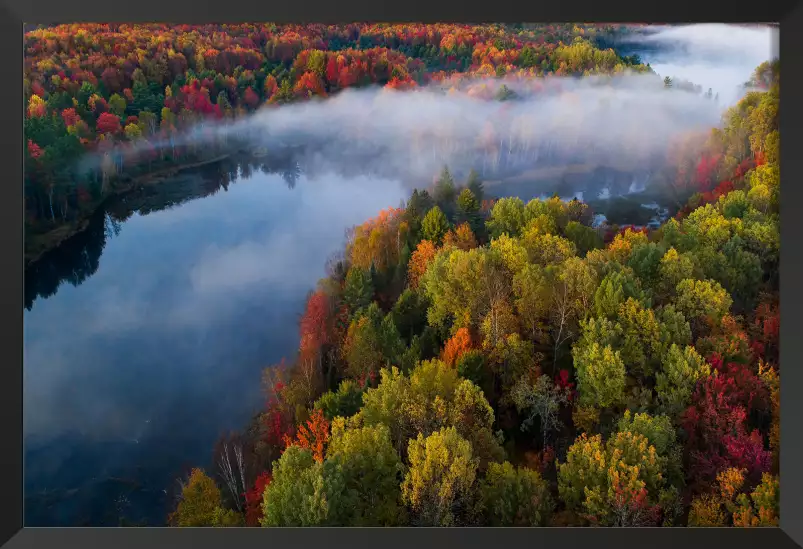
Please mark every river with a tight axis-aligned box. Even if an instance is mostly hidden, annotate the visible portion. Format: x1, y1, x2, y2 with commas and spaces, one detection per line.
23, 26, 775, 526
23, 158, 407, 526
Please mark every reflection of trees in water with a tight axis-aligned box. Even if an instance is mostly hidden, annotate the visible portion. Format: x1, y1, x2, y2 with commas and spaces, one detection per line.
24, 153, 307, 310
281, 162, 301, 189
24, 209, 108, 311
105, 215, 123, 239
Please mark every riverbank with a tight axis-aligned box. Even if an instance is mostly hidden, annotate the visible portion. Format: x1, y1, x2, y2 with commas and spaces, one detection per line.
24, 152, 235, 266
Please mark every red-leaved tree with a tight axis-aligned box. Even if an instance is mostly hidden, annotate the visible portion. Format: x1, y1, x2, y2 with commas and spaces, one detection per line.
96, 112, 122, 135
27, 140, 43, 159
753, 301, 779, 364
244, 471, 272, 526
61, 107, 79, 127
682, 364, 772, 489
243, 87, 260, 109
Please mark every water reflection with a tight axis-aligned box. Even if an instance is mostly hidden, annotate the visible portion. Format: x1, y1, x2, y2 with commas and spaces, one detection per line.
25, 154, 304, 311
23, 156, 407, 526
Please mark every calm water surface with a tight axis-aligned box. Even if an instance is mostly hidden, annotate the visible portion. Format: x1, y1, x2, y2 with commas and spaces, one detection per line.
23, 162, 407, 526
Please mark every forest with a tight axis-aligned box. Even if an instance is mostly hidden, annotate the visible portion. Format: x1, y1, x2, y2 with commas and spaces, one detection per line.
24, 23, 779, 528
24, 23, 664, 263
165, 58, 780, 526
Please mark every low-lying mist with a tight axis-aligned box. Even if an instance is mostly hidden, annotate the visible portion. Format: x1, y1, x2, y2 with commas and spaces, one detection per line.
624, 24, 779, 106
78, 25, 778, 199
230, 73, 723, 184
87, 72, 724, 196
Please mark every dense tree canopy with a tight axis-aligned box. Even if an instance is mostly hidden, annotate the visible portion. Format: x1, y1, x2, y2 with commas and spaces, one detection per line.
42, 25, 779, 528
24, 23, 652, 259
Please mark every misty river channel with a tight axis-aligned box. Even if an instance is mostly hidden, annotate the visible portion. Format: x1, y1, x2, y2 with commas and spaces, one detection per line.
23, 158, 409, 526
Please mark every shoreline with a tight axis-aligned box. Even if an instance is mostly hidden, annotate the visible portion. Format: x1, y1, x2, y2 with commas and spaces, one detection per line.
24, 152, 235, 267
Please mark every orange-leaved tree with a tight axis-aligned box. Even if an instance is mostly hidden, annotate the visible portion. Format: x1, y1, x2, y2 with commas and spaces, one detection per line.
442, 327, 473, 367
283, 408, 331, 463
408, 239, 438, 289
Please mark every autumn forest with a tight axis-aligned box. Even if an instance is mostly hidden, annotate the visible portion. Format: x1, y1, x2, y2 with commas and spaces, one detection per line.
23, 23, 779, 528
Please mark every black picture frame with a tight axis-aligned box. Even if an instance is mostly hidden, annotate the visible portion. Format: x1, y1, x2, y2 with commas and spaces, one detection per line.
3, 2, 801, 548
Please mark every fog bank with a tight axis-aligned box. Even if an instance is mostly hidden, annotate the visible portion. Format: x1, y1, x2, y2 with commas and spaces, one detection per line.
79, 24, 778, 192
627, 24, 778, 106
226, 73, 723, 183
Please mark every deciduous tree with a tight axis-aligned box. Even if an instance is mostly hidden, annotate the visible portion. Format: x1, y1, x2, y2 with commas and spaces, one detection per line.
283, 408, 331, 463
558, 431, 666, 526
244, 472, 272, 527
361, 361, 502, 464
170, 469, 241, 527
512, 263, 550, 343
547, 257, 597, 369
486, 197, 526, 238
675, 278, 733, 336
96, 112, 122, 135
479, 462, 554, 526
443, 222, 478, 251
326, 420, 406, 525
510, 373, 571, 447
408, 239, 438, 289
261, 446, 352, 526
442, 327, 473, 367
402, 427, 478, 526
314, 380, 366, 421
